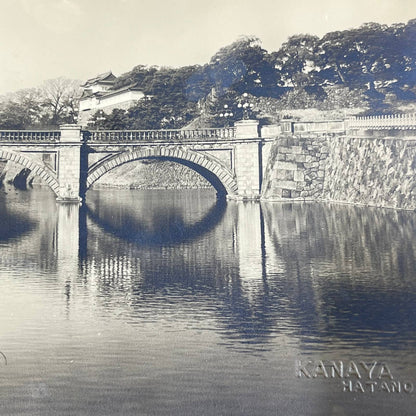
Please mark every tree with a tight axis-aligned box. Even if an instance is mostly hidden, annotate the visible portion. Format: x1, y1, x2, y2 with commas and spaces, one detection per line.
396, 19, 416, 89
208, 36, 280, 97
87, 108, 129, 130
127, 96, 197, 129
271, 34, 319, 88
0, 78, 82, 129
0, 88, 42, 128
113, 65, 159, 90
40, 78, 82, 126
314, 23, 405, 91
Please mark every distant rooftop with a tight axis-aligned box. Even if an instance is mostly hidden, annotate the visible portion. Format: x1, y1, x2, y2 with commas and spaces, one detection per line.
81, 71, 116, 88
99, 83, 142, 98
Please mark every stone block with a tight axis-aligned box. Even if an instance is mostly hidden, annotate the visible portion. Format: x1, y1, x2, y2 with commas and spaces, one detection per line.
261, 124, 281, 137
285, 153, 297, 162
292, 146, 302, 154
212, 166, 221, 175
271, 187, 283, 198
294, 171, 304, 182
277, 138, 289, 147
309, 172, 317, 179
276, 170, 294, 181
294, 154, 307, 163
60, 125, 82, 143
235, 120, 260, 139
277, 180, 297, 190
277, 161, 298, 171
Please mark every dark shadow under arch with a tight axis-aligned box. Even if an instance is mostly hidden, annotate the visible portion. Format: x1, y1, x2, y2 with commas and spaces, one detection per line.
83, 196, 227, 246
85, 147, 238, 199
154, 156, 229, 197
0, 149, 60, 196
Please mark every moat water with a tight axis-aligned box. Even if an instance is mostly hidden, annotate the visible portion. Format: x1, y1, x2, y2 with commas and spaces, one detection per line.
0, 186, 416, 415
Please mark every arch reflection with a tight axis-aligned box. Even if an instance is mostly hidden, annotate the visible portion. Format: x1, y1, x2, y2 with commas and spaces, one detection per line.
4, 187, 416, 353
84, 190, 227, 246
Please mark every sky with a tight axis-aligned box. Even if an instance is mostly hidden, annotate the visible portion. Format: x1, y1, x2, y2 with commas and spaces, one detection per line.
0, 0, 416, 95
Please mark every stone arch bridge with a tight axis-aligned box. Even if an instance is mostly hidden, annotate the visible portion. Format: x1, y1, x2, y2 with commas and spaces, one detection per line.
3, 114, 415, 204
0, 121, 271, 202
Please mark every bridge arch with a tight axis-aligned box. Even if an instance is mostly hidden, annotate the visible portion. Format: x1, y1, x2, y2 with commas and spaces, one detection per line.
86, 147, 238, 197
0, 149, 60, 195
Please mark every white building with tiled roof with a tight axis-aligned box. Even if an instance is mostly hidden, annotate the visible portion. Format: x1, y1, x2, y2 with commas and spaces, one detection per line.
81, 71, 116, 93
78, 71, 145, 126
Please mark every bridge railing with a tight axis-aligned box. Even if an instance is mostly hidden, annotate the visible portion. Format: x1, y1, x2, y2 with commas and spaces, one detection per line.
0, 130, 61, 142
347, 113, 416, 130
86, 127, 236, 142
293, 120, 346, 134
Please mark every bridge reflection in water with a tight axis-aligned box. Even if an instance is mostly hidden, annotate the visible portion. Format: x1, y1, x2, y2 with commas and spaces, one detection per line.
2, 188, 416, 415
2, 187, 416, 349
39, 188, 416, 351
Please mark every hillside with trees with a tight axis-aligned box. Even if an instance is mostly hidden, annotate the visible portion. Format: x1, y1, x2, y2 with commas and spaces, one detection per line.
2, 19, 416, 191
90, 19, 416, 129
1, 19, 416, 130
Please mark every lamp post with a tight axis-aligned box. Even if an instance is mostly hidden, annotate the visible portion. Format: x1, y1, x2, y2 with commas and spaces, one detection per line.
161, 116, 183, 129
95, 110, 106, 130
219, 104, 234, 127
237, 92, 254, 120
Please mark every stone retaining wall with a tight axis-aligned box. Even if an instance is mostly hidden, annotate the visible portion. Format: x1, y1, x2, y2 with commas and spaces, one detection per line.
262, 134, 416, 210
323, 136, 416, 210
262, 135, 327, 200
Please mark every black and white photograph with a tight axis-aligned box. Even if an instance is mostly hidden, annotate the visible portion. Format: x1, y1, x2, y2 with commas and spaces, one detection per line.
1, 0, 416, 415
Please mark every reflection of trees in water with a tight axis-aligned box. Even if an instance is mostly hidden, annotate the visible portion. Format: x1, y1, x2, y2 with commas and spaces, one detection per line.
261, 202, 416, 350
0, 190, 58, 273
75, 193, 416, 350
0, 190, 62, 282
266, 202, 416, 278
0, 195, 36, 242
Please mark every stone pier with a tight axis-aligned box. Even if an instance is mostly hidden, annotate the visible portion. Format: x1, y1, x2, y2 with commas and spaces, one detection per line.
56, 125, 82, 203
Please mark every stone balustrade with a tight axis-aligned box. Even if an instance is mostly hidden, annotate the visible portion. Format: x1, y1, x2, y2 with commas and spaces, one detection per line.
2, 113, 416, 145
86, 127, 236, 142
348, 113, 416, 130
262, 115, 416, 137
0, 127, 237, 143
293, 120, 345, 134
0, 130, 60, 142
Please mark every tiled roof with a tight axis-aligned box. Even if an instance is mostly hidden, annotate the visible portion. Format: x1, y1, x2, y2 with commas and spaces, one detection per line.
101, 84, 142, 97
80, 83, 143, 101
81, 71, 116, 87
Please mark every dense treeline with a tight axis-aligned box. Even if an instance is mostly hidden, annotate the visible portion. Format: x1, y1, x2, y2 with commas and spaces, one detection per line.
2, 19, 416, 129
